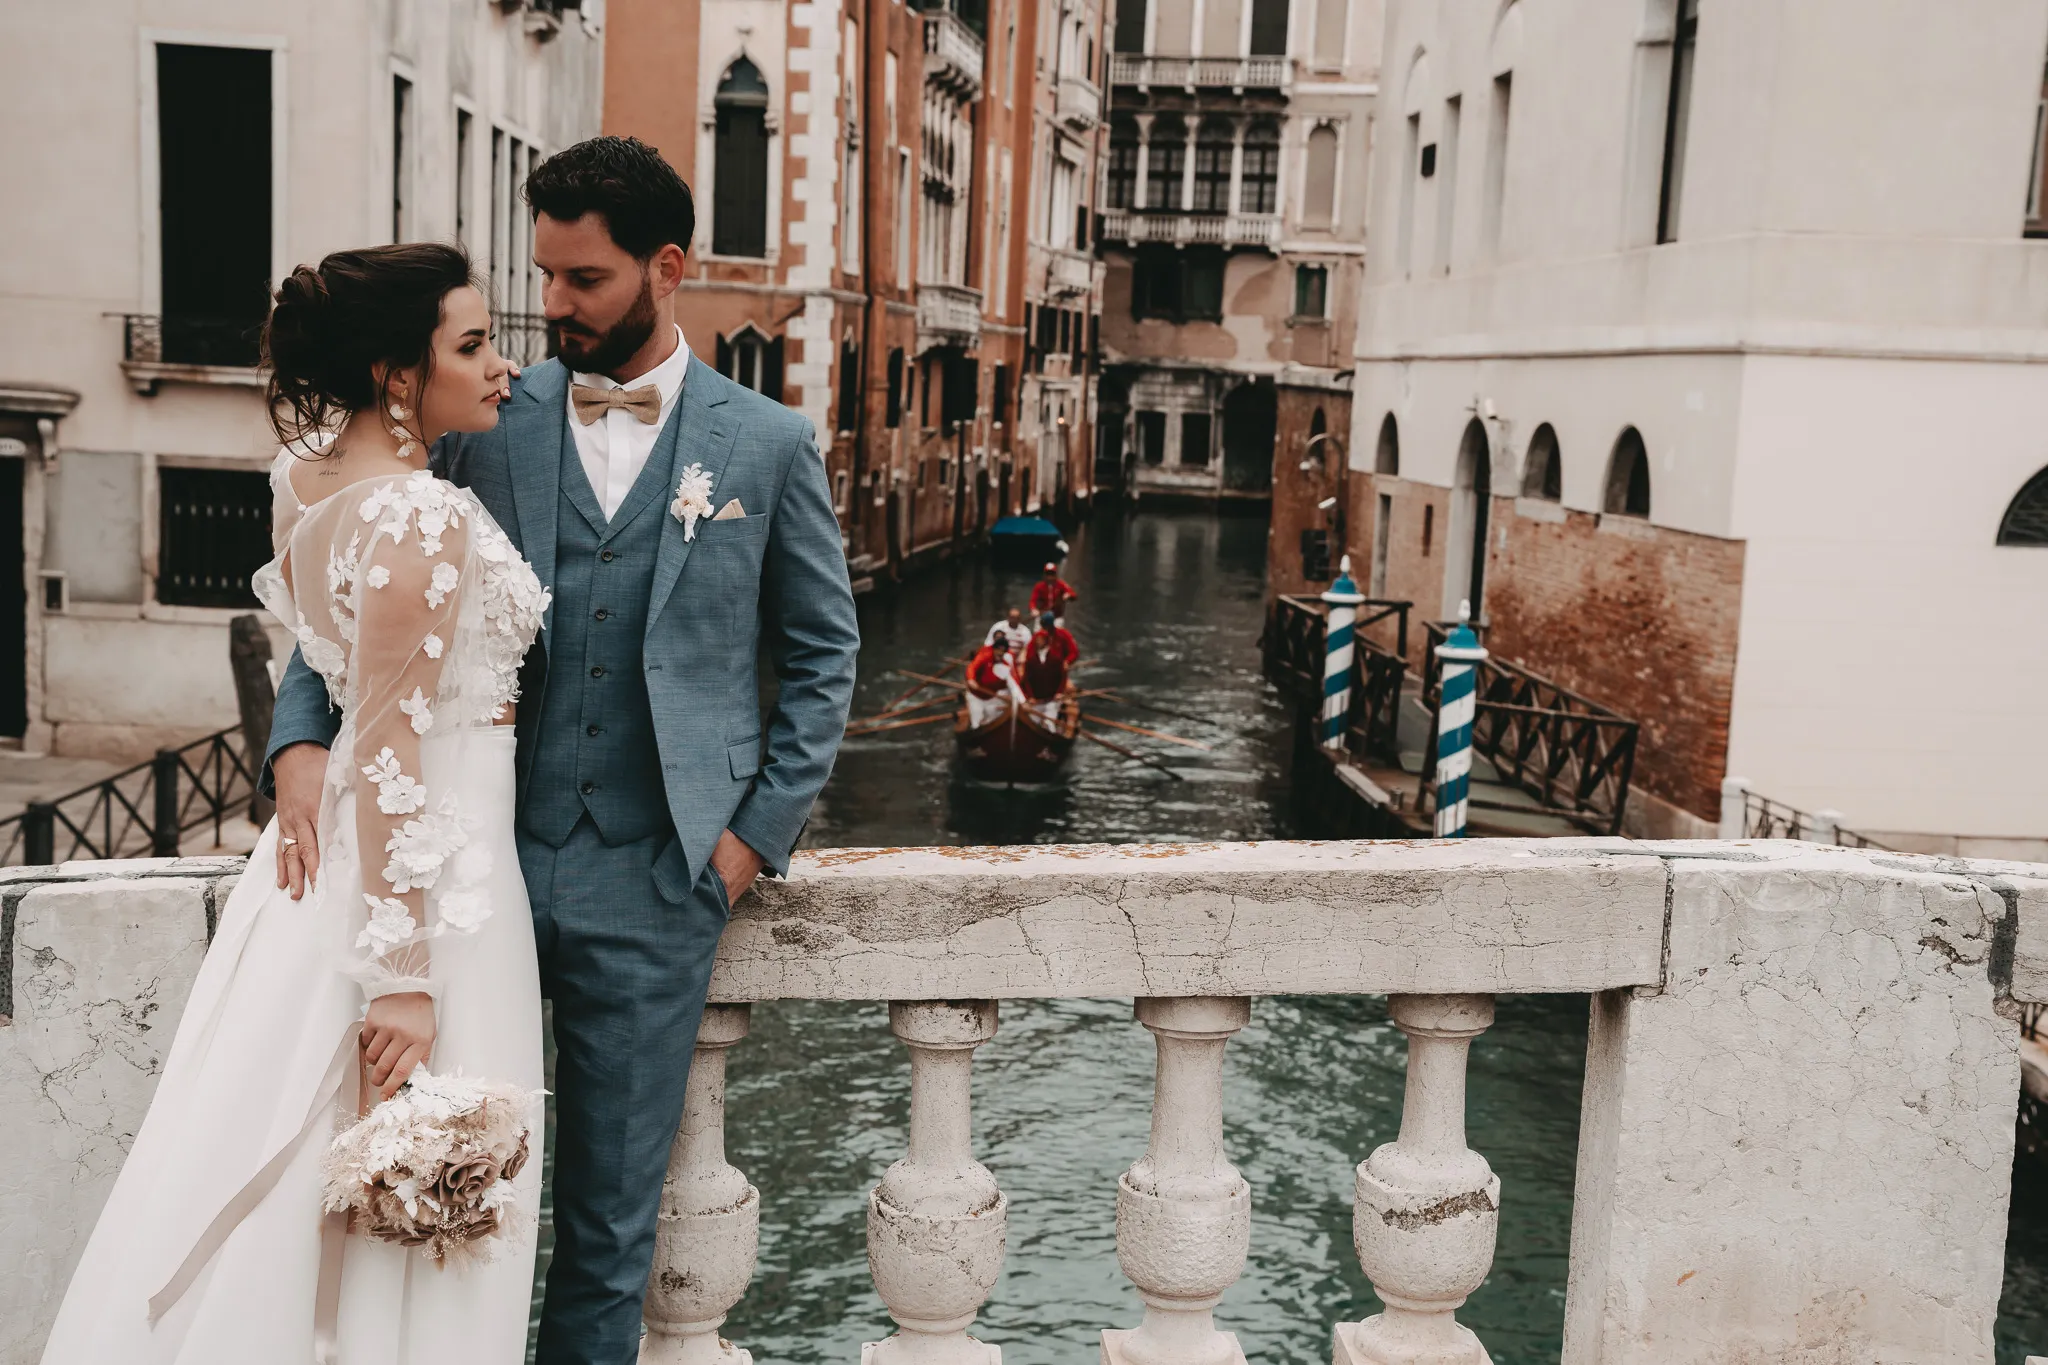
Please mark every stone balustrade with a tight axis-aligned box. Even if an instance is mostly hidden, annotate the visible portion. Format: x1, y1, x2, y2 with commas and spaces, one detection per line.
3, 839, 2046, 1365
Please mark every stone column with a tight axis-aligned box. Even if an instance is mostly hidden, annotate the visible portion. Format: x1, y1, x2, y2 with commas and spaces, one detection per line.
642, 1004, 758, 1365
1103, 997, 1252, 1365
1334, 995, 1498, 1365
865, 1001, 1006, 1365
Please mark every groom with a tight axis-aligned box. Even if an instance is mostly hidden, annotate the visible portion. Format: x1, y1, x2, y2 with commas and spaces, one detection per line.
265, 137, 859, 1362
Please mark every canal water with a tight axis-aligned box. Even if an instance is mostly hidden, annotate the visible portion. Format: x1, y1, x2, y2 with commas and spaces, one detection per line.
533, 507, 2048, 1363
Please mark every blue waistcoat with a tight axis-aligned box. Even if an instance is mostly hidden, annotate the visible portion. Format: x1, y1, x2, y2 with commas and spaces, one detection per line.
520, 410, 680, 847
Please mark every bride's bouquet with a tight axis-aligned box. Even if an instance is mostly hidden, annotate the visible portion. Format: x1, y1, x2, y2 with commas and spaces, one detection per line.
320, 1068, 542, 1263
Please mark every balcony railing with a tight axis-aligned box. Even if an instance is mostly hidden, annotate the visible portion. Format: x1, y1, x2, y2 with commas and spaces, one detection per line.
916, 282, 984, 342
1056, 72, 1102, 128
1047, 247, 1094, 296
923, 9, 985, 99
494, 311, 555, 368
1101, 208, 1282, 249
112, 312, 269, 394
10, 843, 2044, 1363
1108, 53, 1290, 92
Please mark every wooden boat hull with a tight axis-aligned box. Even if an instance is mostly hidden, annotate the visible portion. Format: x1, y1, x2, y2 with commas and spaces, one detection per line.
955, 694, 1080, 783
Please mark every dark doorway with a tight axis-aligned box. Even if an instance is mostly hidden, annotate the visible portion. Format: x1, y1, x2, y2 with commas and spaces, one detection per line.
1448, 417, 1492, 619
1221, 380, 1277, 493
0, 450, 23, 737
886, 489, 902, 570
158, 44, 271, 366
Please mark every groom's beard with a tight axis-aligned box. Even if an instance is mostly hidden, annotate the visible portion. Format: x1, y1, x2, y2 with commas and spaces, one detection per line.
550, 275, 658, 377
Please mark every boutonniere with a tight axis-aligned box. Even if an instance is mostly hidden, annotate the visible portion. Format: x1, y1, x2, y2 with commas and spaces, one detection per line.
671, 462, 714, 541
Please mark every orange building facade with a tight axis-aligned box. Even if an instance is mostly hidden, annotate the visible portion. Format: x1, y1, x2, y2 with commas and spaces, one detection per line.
603, 0, 1104, 586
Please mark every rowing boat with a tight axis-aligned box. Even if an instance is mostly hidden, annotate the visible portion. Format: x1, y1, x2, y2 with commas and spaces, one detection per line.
954, 690, 1080, 783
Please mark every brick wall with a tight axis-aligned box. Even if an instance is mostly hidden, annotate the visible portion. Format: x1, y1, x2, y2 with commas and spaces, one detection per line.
1481, 500, 1744, 818
1266, 386, 1353, 597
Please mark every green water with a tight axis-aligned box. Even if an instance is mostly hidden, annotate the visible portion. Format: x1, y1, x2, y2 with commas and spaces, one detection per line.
529, 506, 2046, 1361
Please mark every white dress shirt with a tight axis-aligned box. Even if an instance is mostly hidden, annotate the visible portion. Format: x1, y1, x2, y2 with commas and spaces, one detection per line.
567, 325, 691, 521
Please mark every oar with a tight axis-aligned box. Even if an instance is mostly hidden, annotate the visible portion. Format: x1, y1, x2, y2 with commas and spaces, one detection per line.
1089, 690, 1234, 732
847, 712, 956, 738
1081, 714, 1212, 751
854, 693, 957, 727
889, 669, 969, 692
874, 659, 965, 712
1078, 727, 1186, 780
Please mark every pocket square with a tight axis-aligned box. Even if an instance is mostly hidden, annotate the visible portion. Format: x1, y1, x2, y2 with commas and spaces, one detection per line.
713, 498, 747, 521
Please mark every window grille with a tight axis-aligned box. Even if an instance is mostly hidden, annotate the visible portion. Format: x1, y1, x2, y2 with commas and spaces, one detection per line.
157, 468, 271, 609
1997, 464, 2048, 545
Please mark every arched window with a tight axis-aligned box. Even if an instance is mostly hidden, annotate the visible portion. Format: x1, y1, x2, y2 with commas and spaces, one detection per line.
1604, 426, 1651, 517
1193, 118, 1235, 213
713, 57, 771, 258
1107, 117, 1139, 209
1144, 115, 1187, 211
1240, 121, 1281, 214
1446, 418, 1492, 617
1304, 124, 1340, 228
1521, 421, 1561, 501
1998, 464, 2048, 544
1374, 412, 1399, 475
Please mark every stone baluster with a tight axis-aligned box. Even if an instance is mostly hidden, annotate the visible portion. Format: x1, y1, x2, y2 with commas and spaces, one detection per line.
865, 1001, 1007, 1365
1334, 995, 1498, 1365
1103, 997, 1253, 1365
642, 1004, 759, 1365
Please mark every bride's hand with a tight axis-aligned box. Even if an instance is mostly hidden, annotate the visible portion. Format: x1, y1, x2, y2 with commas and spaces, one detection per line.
362, 992, 436, 1100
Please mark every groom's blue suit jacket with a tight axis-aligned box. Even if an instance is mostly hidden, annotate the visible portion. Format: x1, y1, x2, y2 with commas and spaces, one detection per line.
265, 356, 860, 884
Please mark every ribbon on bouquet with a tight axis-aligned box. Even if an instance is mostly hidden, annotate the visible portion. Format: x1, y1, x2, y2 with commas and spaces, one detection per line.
148, 1021, 368, 1362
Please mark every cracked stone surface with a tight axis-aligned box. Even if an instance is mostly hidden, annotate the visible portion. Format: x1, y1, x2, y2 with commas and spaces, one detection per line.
1561, 845, 2034, 1364
1, 875, 216, 1364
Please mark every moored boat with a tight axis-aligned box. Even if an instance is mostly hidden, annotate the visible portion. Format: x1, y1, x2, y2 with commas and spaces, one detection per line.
955, 691, 1080, 783
988, 514, 1068, 571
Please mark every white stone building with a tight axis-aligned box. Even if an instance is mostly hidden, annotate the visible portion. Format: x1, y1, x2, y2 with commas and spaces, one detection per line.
1347, 0, 2048, 852
0, 0, 602, 757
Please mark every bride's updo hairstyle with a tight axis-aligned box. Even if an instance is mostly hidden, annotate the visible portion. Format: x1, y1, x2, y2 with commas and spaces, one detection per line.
263, 242, 482, 449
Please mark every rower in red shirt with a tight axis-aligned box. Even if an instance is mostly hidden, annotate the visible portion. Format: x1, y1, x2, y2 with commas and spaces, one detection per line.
1020, 615, 1076, 700
1028, 562, 1078, 621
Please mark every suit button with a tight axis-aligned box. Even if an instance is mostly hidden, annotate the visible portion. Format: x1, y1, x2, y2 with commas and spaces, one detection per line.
579, 780, 596, 795
590, 665, 606, 678
600, 549, 615, 562
587, 724, 602, 736
594, 608, 609, 621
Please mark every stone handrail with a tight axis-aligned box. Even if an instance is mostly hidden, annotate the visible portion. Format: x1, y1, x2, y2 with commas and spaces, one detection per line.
1101, 208, 1283, 250
3, 840, 2045, 1365
1109, 53, 1290, 92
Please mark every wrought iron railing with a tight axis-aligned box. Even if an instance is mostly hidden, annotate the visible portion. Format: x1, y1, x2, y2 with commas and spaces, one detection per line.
1418, 622, 1639, 837
495, 312, 554, 369
1260, 594, 1412, 765
1739, 789, 1894, 851
0, 726, 257, 866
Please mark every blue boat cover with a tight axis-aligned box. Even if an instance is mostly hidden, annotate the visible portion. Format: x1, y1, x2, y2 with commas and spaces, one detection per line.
989, 515, 1062, 537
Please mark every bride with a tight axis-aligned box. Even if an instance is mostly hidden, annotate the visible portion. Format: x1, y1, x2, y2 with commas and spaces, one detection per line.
41, 243, 550, 1363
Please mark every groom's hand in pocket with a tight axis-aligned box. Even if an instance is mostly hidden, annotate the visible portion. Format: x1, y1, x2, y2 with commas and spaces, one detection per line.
272, 741, 328, 900
711, 829, 765, 909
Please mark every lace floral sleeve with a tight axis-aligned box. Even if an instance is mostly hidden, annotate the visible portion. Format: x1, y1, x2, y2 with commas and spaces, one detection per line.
343, 474, 476, 999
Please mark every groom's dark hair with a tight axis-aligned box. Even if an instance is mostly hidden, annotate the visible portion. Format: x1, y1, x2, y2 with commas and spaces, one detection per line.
525, 136, 695, 259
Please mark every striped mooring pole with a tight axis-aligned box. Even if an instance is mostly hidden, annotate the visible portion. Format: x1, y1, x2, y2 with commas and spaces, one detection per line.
1319, 556, 1366, 750
1434, 599, 1488, 837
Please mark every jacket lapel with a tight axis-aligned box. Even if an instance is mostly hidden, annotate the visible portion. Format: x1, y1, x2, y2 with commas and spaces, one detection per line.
503, 362, 568, 640
646, 366, 739, 636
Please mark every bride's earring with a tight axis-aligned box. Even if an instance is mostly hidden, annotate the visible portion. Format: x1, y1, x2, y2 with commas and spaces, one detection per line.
387, 399, 419, 461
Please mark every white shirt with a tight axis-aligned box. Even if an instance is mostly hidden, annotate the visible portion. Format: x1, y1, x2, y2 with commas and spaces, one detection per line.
985, 620, 1031, 650
567, 325, 691, 521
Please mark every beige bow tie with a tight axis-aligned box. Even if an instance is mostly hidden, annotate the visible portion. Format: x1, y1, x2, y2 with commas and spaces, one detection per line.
571, 382, 662, 426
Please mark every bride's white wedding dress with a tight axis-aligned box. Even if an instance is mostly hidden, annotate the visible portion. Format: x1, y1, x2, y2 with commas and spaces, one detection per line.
41, 453, 550, 1364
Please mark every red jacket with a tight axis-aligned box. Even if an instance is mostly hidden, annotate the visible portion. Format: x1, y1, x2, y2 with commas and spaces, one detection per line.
1035, 625, 1078, 665
968, 644, 1022, 697
1029, 577, 1077, 616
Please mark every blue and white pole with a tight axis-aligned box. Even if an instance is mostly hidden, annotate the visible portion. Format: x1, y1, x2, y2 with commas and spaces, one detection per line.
1433, 600, 1489, 837
1319, 556, 1366, 750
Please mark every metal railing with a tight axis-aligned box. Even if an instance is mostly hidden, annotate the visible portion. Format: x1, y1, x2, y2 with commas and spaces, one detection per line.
1735, 788, 1894, 851
495, 312, 554, 369
1261, 594, 1412, 765
1108, 53, 1290, 91
113, 312, 264, 369
0, 726, 257, 866
1418, 622, 1640, 837
1100, 209, 1282, 249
